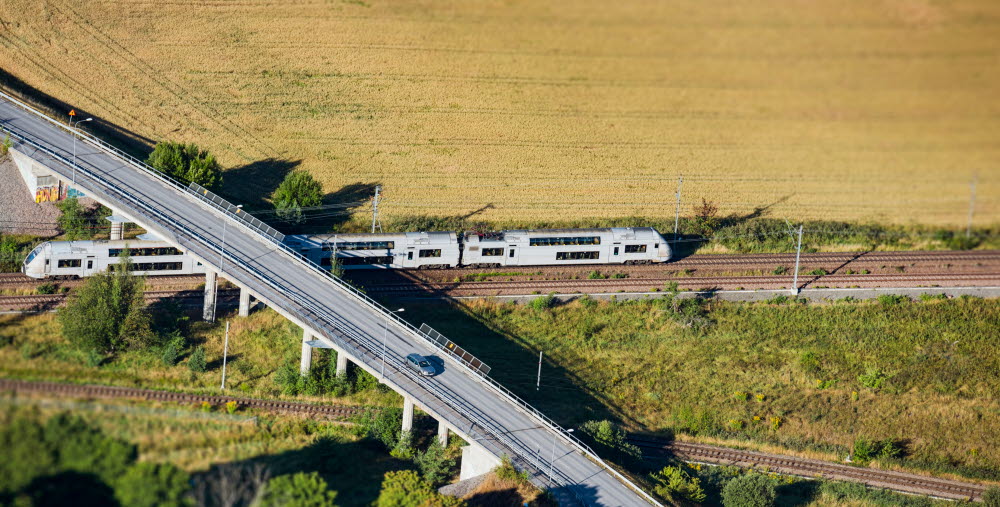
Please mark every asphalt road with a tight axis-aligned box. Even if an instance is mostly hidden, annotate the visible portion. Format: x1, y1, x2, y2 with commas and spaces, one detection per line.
0, 96, 654, 506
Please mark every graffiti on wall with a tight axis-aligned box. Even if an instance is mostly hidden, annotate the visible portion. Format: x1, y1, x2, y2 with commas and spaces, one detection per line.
35, 185, 60, 203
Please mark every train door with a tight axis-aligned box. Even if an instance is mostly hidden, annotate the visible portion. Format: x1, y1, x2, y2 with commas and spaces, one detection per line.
507, 247, 519, 266
405, 248, 415, 268
83, 256, 97, 276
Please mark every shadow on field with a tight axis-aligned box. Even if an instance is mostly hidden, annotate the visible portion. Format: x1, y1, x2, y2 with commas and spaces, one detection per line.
221, 158, 302, 210
191, 436, 410, 507
0, 68, 156, 159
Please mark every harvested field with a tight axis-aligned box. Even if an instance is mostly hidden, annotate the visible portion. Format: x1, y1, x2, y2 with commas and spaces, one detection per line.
0, 0, 997, 225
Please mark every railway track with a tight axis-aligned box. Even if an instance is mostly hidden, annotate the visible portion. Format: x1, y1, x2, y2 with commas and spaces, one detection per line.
1, 378, 990, 501
629, 437, 988, 502
0, 289, 240, 311
0, 379, 364, 419
360, 272, 1000, 295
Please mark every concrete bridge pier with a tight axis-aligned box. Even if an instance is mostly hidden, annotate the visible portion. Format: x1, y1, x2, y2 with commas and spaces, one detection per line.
460, 443, 501, 481
300, 330, 313, 376
437, 420, 450, 447
203, 270, 217, 322
402, 397, 415, 433
238, 288, 252, 317
336, 351, 348, 377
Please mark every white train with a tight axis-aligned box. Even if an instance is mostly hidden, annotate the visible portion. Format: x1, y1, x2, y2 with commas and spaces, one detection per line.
23, 240, 207, 279
23, 227, 671, 278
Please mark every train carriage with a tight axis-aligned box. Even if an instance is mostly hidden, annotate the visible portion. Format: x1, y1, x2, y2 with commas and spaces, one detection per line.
462, 227, 670, 267
288, 232, 461, 270
22, 240, 207, 279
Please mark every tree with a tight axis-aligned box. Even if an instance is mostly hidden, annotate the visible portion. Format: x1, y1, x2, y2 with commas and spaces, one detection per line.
578, 420, 641, 463
983, 486, 1000, 507
147, 141, 222, 190
58, 248, 152, 355
414, 441, 457, 487
692, 198, 721, 235
375, 470, 465, 507
650, 466, 706, 503
721, 473, 776, 507
188, 346, 207, 373
114, 462, 190, 507
56, 197, 91, 240
272, 171, 323, 224
258, 472, 338, 507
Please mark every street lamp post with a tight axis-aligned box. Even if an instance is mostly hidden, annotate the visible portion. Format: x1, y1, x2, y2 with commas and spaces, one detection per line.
380, 308, 405, 380
212, 204, 242, 322
70, 117, 92, 185
549, 428, 573, 484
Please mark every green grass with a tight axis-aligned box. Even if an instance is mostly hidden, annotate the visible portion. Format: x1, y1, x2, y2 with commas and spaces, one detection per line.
402, 295, 1000, 479
0, 308, 400, 407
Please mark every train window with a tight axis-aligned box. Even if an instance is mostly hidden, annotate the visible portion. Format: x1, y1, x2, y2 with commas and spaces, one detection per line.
325, 241, 395, 251
87, 260, 93, 269
131, 262, 183, 271
418, 249, 442, 258
341, 256, 393, 265
407, 252, 413, 260
109, 247, 182, 257
624, 244, 647, 253
613, 247, 619, 255
45, 259, 50, 266
509, 249, 515, 258
529, 236, 600, 246
482, 248, 504, 256
58, 259, 82, 268
556, 251, 599, 260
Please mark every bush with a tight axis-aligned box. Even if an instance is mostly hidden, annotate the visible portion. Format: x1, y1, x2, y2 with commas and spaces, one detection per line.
273, 171, 324, 225
58, 248, 152, 355
721, 473, 776, 507
578, 420, 641, 463
858, 367, 890, 391
114, 462, 190, 507
55, 198, 92, 240
360, 408, 404, 450
877, 294, 910, 306
160, 330, 185, 367
528, 293, 556, 311
493, 456, 530, 484
390, 431, 415, 459
188, 346, 206, 373
852, 438, 903, 465
375, 470, 465, 507
650, 466, 706, 502
35, 283, 57, 295
258, 471, 338, 507
147, 141, 222, 190
983, 486, 1000, 507
414, 441, 457, 487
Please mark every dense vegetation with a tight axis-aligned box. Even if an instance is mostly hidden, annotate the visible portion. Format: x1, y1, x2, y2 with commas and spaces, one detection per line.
147, 141, 222, 190
272, 171, 324, 225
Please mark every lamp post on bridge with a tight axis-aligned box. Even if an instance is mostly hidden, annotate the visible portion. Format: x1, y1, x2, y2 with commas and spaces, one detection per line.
380, 308, 405, 381
212, 204, 242, 323
70, 115, 92, 186
548, 428, 573, 485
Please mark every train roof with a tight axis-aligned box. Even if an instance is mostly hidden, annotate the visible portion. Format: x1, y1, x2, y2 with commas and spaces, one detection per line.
42, 239, 172, 255
287, 231, 457, 245
469, 227, 663, 242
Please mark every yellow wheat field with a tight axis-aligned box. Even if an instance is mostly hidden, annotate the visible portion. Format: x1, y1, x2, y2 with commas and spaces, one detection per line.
0, 0, 997, 226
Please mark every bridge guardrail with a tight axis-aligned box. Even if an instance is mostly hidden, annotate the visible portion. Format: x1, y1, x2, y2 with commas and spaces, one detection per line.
0, 94, 659, 505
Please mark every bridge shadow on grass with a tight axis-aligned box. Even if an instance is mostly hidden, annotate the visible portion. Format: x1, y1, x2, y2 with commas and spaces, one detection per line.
367, 290, 626, 429
221, 158, 302, 210
192, 435, 410, 507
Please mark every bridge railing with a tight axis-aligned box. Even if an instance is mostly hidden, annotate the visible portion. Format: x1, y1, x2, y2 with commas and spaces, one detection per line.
0, 94, 659, 505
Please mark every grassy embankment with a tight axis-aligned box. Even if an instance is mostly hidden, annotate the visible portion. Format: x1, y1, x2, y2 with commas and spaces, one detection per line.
0, 307, 399, 408
0, 0, 996, 227
407, 295, 1000, 481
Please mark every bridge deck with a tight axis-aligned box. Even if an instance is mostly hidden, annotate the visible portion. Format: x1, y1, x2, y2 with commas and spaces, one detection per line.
0, 95, 655, 506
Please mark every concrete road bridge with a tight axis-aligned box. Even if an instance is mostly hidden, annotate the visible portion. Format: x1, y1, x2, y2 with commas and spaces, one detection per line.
0, 91, 658, 506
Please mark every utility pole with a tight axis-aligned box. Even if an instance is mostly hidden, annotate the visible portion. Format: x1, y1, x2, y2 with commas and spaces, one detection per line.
371, 185, 383, 233
673, 176, 684, 238
791, 225, 803, 295
966, 174, 978, 239
221, 321, 230, 390
536, 351, 542, 391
